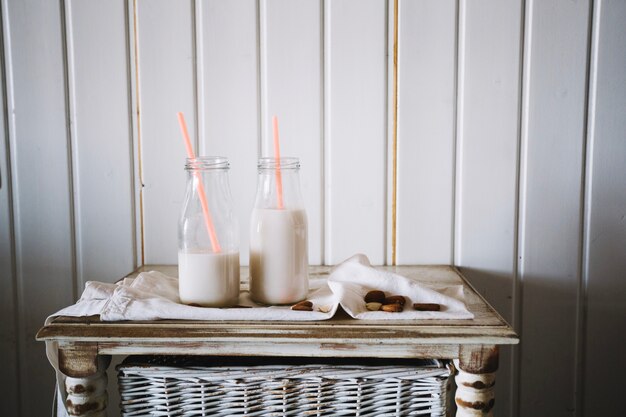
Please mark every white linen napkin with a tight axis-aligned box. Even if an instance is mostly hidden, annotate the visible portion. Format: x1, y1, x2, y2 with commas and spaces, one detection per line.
103, 271, 339, 321
52, 270, 339, 322
328, 254, 474, 319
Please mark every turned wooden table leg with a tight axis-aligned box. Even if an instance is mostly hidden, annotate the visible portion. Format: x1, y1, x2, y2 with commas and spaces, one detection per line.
58, 342, 110, 417
454, 345, 498, 417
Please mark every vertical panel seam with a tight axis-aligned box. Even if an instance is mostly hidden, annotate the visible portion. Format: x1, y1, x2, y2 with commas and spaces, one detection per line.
578, 1, 600, 415
320, 0, 325, 266
453, 0, 466, 265
516, 0, 535, 412
194, 0, 205, 153
390, 0, 398, 266
59, 0, 78, 301
450, 0, 460, 266
0, 0, 21, 413
124, 0, 138, 268
511, 1, 527, 416
191, 0, 199, 154
255, 0, 262, 157
257, 0, 265, 156
323, 0, 331, 263
385, 0, 393, 265
132, 0, 145, 266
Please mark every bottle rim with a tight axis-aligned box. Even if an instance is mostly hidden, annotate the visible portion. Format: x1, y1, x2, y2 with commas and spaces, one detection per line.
185, 156, 229, 170
258, 157, 300, 170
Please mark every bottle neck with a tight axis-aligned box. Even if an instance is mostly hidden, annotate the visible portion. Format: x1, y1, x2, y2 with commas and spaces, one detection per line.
180, 156, 238, 252
254, 158, 304, 210
257, 157, 299, 171
185, 156, 229, 172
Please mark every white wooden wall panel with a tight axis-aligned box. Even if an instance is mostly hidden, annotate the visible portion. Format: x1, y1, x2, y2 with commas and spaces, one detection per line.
583, 0, 626, 414
197, 0, 259, 266
0, 14, 18, 414
260, 0, 323, 265
455, 0, 523, 413
136, 0, 197, 264
65, 0, 136, 286
396, 0, 456, 264
518, 1, 591, 415
2, 0, 75, 415
2, 3, 626, 417
325, 0, 387, 265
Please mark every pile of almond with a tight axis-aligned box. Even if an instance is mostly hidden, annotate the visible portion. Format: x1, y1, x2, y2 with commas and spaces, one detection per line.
289, 293, 442, 314
364, 290, 440, 313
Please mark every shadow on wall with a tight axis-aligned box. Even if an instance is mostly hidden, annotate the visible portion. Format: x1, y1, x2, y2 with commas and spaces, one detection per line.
457, 267, 516, 416
460, 265, 582, 415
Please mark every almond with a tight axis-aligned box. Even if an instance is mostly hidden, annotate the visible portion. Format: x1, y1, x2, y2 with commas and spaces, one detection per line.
291, 300, 313, 311
317, 305, 332, 313
364, 290, 385, 303
413, 303, 441, 311
381, 304, 403, 313
365, 302, 382, 311
383, 295, 406, 306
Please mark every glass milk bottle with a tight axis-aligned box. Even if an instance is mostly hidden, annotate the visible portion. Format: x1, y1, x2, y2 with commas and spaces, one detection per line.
178, 157, 240, 307
249, 157, 309, 304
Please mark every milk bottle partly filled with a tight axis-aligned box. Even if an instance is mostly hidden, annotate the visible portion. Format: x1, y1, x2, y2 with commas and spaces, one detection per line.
178, 157, 240, 307
249, 158, 309, 304
178, 250, 239, 306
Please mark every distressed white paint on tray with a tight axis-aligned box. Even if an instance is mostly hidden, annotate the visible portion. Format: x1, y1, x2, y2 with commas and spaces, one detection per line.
395, 0, 456, 264
259, 0, 323, 265
136, 0, 197, 264
196, 0, 259, 265
454, 0, 523, 413
2, 0, 75, 415
324, 0, 388, 265
65, 0, 136, 286
518, 1, 591, 415
583, 0, 626, 414
0, 19, 18, 415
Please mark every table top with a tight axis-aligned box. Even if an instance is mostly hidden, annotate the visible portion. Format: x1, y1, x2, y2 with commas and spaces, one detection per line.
37, 265, 518, 360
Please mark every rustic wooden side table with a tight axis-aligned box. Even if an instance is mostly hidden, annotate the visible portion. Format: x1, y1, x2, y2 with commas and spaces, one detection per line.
37, 265, 518, 417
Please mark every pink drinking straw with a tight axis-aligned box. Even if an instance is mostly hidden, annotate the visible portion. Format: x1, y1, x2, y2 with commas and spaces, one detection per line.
272, 115, 284, 209
177, 112, 222, 253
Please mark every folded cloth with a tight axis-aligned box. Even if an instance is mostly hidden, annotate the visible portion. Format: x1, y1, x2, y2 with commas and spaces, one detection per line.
52, 271, 339, 322
104, 271, 339, 321
328, 254, 474, 320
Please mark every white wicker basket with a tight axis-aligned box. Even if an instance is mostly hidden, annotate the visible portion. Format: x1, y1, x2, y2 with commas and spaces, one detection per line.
117, 357, 452, 416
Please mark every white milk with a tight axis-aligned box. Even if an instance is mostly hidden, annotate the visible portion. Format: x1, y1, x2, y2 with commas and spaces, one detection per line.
249, 208, 309, 304
178, 250, 240, 307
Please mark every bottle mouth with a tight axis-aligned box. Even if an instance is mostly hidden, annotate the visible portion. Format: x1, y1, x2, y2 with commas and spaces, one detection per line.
258, 157, 300, 170
185, 157, 229, 170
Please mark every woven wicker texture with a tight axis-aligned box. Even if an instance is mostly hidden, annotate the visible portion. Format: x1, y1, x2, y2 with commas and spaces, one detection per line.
118, 362, 451, 416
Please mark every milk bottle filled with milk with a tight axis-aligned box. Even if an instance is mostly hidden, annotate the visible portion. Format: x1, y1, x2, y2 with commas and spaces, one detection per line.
178, 157, 240, 307
250, 157, 309, 304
